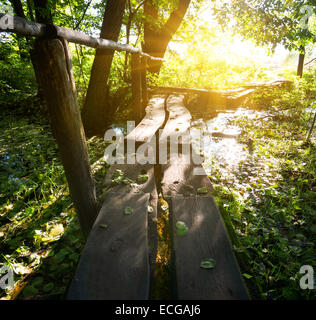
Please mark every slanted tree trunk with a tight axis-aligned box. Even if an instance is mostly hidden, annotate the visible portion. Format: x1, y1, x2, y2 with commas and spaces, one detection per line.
34, 38, 98, 237
82, 0, 126, 137
143, 0, 191, 73
9, 0, 47, 107
9, 0, 31, 59
297, 45, 305, 78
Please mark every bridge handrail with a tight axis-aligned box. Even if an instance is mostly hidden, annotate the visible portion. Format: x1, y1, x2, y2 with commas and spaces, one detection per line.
0, 13, 163, 61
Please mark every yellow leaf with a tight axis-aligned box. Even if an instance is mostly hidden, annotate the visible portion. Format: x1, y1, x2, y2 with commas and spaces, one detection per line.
49, 224, 64, 238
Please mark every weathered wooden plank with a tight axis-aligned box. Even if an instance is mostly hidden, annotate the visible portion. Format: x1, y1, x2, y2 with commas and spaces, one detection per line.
223, 88, 255, 109
169, 196, 249, 300
104, 163, 156, 195
159, 95, 248, 300
33, 38, 97, 237
150, 86, 213, 95
103, 162, 159, 297
67, 191, 150, 300
159, 95, 191, 145
151, 81, 292, 111
150, 80, 292, 94
161, 151, 211, 198
125, 95, 165, 145
158, 94, 207, 183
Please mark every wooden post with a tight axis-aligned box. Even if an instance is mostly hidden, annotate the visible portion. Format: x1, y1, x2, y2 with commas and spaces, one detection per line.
33, 38, 98, 238
140, 55, 148, 117
131, 52, 142, 123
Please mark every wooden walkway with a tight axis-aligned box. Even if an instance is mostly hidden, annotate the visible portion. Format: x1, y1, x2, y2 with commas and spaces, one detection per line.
67, 93, 249, 300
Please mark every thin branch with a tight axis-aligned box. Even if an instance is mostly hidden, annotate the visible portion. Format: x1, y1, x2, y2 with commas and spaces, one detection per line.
305, 57, 316, 66
74, 0, 93, 30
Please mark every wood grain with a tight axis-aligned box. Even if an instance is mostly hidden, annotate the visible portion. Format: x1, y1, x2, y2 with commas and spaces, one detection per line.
67, 191, 150, 300
131, 53, 142, 123
125, 95, 165, 145
34, 39, 97, 237
159, 96, 249, 300
103, 162, 159, 298
169, 196, 249, 299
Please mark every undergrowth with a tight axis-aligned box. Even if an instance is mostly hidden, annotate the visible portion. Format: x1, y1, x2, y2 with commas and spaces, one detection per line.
0, 113, 108, 299
208, 72, 316, 300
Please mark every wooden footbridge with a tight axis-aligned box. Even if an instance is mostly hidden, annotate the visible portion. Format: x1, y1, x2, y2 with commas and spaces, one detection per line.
68, 94, 249, 299
1, 13, 249, 300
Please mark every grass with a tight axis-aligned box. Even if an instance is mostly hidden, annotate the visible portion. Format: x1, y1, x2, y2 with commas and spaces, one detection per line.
0, 112, 108, 299
151, 196, 171, 300
207, 74, 316, 299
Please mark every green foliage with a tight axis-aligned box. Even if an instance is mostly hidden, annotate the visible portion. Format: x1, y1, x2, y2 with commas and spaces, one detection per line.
249, 69, 316, 112
0, 0, 315, 301
207, 72, 316, 299
0, 39, 39, 117
0, 112, 108, 299
212, 0, 316, 53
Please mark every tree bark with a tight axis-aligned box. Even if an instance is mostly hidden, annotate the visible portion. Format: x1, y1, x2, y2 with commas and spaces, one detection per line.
140, 55, 148, 113
131, 53, 142, 123
34, 38, 98, 238
297, 46, 305, 78
33, 0, 52, 24
143, 0, 191, 73
306, 110, 316, 142
82, 0, 126, 137
9, 0, 45, 106
9, 0, 30, 59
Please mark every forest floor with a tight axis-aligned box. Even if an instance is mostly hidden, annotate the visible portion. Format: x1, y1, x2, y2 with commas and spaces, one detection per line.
0, 113, 108, 299
198, 104, 315, 300
0, 72, 315, 300
199, 80, 316, 300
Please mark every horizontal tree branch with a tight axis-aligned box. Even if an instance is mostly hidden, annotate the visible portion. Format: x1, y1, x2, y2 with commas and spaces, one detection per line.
305, 57, 316, 66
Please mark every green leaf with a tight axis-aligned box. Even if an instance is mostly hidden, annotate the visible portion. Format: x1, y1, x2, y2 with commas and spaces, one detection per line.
43, 282, 54, 292
23, 285, 39, 297
200, 258, 216, 269
176, 221, 189, 236
124, 206, 133, 215
48, 224, 64, 238
197, 187, 208, 194
32, 277, 44, 287
137, 174, 149, 183
99, 223, 108, 229
122, 178, 132, 185
243, 273, 253, 279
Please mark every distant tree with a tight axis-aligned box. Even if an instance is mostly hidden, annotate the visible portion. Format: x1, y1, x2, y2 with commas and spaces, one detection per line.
212, 0, 316, 77
82, 0, 126, 137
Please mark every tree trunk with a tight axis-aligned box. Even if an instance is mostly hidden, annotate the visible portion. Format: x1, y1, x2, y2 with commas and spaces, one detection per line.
9, 0, 30, 59
131, 53, 142, 123
34, 38, 98, 238
9, 0, 46, 106
143, 0, 191, 73
33, 0, 52, 24
297, 46, 305, 78
82, 0, 126, 137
